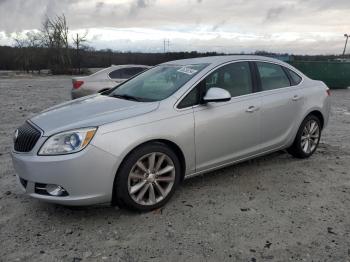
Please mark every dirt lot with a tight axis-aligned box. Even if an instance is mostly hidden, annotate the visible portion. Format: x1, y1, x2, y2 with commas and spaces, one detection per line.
0, 76, 349, 262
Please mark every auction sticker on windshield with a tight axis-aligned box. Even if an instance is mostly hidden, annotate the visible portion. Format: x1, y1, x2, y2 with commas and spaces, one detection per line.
177, 66, 198, 75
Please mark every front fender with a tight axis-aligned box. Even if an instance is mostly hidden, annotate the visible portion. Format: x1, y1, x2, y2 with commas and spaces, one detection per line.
92, 111, 196, 177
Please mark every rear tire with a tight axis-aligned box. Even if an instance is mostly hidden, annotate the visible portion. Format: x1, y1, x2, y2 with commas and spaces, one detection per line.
113, 142, 181, 211
287, 114, 321, 159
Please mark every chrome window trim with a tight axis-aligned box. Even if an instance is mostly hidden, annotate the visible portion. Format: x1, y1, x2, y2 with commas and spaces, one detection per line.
174, 59, 267, 111
174, 59, 305, 111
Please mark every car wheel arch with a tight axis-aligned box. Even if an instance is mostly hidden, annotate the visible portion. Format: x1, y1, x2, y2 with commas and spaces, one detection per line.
111, 139, 186, 205
286, 108, 325, 148
300, 109, 324, 128
307, 110, 324, 129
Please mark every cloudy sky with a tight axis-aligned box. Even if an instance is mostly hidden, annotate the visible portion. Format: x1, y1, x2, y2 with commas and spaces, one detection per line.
0, 0, 350, 54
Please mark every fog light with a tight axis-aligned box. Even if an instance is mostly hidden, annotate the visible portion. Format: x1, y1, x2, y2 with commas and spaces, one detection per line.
45, 184, 68, 196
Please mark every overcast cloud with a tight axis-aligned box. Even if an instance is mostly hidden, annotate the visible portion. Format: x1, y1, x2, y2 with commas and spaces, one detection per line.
0, 0, 350, 54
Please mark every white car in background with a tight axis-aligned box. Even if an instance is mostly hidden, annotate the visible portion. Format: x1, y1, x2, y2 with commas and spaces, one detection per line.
71, 65, 151, 99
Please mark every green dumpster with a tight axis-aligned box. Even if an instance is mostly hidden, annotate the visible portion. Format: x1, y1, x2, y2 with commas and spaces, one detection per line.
290, 61, 350, 89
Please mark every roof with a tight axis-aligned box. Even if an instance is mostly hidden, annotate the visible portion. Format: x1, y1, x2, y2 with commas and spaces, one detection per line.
111, 64, 151, 68
161, 55, 288, 67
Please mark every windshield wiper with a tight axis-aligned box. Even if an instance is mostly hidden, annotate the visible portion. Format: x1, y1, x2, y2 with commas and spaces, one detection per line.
111, 94, 141, 102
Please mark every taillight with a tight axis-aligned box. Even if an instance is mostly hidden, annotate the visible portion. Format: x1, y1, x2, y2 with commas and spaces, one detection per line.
73, 80, 84, 89
326, 89, 331, 96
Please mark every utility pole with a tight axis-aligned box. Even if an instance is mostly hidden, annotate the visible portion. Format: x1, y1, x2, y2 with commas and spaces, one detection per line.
76, 33, 79, 73
163, 39, 170, 53
343, 34, 349, 56
72, 32, 88, 74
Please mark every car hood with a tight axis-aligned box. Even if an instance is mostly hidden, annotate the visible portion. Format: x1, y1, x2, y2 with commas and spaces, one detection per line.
30, 94, 159, 136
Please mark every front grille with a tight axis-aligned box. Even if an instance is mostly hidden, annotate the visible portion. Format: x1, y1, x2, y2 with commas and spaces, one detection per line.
14, 122, 41, 152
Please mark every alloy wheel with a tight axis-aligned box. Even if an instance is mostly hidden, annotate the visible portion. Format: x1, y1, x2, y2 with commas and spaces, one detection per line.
127, 152, 176, 206
301, 119, 320, 154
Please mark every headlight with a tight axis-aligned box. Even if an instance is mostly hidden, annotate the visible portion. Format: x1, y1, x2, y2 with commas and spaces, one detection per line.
38, 127, 97, 155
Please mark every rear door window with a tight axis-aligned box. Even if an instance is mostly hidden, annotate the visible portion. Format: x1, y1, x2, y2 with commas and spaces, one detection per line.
256, 62, 291, 91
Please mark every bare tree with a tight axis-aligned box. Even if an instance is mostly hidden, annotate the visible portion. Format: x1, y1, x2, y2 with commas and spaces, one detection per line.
72, 31, 88, 74
13, 31, 42, 73
41, 14, 71, 74
13, 33, 29, 72
26, 32, 42, 73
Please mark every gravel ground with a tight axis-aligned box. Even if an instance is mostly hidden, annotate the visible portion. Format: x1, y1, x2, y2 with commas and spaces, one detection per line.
0, 76, 349, 262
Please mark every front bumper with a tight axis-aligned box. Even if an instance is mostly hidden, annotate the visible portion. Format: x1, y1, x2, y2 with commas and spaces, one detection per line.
11, 145, 119, 206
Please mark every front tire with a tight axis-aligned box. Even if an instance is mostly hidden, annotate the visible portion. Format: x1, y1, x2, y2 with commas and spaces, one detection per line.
113, 142, 181, 211
287, 115, 321, 159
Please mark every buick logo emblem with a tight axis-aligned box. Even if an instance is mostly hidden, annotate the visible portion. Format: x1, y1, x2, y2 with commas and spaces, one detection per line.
14, 129, 19, 142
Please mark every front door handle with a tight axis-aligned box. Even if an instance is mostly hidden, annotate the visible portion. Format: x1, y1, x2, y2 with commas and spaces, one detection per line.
292, 95, 301, 101
246, 106, 259, 113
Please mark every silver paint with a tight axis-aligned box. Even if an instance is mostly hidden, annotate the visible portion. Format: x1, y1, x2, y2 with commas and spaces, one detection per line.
11, 55, 331, 205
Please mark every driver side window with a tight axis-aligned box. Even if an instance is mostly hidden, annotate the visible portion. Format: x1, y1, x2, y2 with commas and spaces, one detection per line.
204, 62, 253, 97
177, 62, 254, 109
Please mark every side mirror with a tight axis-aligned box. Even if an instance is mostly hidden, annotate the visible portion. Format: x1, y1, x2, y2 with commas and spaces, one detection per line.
202, 87, 231, 103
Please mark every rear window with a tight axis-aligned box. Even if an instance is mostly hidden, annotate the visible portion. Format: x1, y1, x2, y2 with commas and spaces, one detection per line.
109, 67, 147, 79
109, 69, 121, 79
286, 68, 302, 85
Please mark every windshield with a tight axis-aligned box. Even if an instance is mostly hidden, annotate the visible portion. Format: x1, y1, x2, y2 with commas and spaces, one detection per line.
108, 64, 208, 102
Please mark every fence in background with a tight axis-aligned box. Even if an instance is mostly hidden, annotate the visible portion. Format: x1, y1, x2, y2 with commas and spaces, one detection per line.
290, 61, 350, 89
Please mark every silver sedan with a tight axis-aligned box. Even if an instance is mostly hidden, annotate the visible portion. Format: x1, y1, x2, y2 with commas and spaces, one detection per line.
11, 55, 331, 211
71, 64, 150, 99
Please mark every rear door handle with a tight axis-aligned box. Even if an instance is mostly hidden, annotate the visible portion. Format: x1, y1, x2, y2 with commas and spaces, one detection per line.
246, 106, 259, 113
292, 95, 301, 101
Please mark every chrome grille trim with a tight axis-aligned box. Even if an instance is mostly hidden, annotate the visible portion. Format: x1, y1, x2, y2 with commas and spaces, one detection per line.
14, 121, 41, 152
